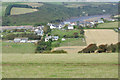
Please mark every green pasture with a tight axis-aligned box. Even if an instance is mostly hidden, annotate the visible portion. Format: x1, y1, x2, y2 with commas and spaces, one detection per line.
2, 42, 36, 53
51, 29, 81, 38
2, 53, 118, 78
97, 22, 118, 29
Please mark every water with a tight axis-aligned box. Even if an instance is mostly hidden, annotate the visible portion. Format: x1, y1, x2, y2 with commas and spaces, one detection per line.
63, 14, 111, 23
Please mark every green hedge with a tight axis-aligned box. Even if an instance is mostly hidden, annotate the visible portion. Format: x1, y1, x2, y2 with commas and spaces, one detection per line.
5, 4, 33, 16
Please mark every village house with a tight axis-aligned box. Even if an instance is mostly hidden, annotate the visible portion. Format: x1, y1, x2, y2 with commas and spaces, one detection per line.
68, 25, 74, 30
61, 38, 66, 41
64, 21, 71, 25
14, 37, 28, 43
45, 36, 59, 42
33, 26, 44, 36
97, 20, 104, 23
50, 24, 56, 29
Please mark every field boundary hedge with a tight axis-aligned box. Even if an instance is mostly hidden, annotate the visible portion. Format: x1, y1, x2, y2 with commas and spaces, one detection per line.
5, 4, 33, 16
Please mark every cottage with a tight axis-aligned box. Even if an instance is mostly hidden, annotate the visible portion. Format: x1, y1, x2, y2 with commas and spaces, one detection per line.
64, 21, 71, 25
70, 22, 76, 26
62, 38, 66, 41
45, 36, 52, 42
14, 37, 28, 43
34, 29, 44, 36
97, 20, 104, 23
52, 36, 59, 41
50, 24, 56, 29
45, 36, 59, 42
68, 25, 74, 30
14, 38, 21, 43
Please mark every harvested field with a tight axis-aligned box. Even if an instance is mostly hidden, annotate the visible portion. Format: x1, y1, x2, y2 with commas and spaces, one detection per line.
11, 7, 38, 15
53, 46, 86, 53
85, 29, 118, 45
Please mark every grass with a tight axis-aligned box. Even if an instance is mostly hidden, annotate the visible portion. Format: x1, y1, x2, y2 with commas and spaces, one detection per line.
11, 7, 38, 15
51, 29, 81, 38
2, 42, 36, 54
60, 38, 86, 46
97, 22, 118, 29
2, 53, 118, 78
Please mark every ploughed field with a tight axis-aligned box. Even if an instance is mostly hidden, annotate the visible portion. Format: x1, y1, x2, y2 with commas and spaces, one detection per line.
2, 53, 118, 78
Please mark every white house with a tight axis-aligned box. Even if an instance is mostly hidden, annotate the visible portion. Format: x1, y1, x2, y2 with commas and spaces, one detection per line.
97, 20, 104, 23
45, 36, 59, 42
34, 29, 44, 36
45, 36, 52, 42
50, 24, 56, 29
14, 38, 21, 43
68, 25, 74, 30
64, 21, 71, 25
70, 22, 76, 26
14, 38, 28, 43
52, 36, 59, 41
61, 38, 66, 41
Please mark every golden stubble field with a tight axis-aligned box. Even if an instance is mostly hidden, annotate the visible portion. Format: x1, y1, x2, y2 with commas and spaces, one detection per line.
85, 29, 118, 46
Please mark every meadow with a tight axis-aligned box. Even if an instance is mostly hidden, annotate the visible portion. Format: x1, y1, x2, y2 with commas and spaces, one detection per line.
51, 29, 81, 38
2, 53, 118, 78
97, 22, 118, 29
11, 7, 38, 15
2, 42, 36, 53
60, 38, 86, 46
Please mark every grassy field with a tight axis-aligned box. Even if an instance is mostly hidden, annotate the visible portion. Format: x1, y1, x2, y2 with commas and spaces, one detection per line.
97, 22, 118, 29
60, 38, 86, 46
11, 7, 38, 15
51, 29, 81, 38
2, 42, 36, 53
2, 53, 118, 78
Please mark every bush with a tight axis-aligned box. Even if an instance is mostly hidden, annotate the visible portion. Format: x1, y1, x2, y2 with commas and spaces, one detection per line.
5, 4, 33, 16
78, 44, 97, 53
51, 50, 67, 53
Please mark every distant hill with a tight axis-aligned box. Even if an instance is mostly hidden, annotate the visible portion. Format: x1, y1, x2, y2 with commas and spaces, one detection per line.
2, 2, 118, 26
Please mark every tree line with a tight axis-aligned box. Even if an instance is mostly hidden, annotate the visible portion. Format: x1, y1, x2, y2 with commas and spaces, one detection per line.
78, 42, 120, 53
5, 4, 33, 16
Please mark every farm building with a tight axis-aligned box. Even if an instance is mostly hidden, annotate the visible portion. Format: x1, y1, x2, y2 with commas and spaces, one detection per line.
14, 37, 28, 43
45, 36, 59, 42
68, 25, 74, 30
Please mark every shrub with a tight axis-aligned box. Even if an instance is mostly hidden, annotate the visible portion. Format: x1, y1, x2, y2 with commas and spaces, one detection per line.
51, 50, 67, 53
5, 4, 33, 16
78, 44, 97, 53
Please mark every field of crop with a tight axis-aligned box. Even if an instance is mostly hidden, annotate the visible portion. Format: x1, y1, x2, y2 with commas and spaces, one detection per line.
2, 42, 36, 53
11, 7, 38, 15
85, 29, 118, 45
2, 53, 118, 78
97, 22, 118, 29
51, 29, 81, 38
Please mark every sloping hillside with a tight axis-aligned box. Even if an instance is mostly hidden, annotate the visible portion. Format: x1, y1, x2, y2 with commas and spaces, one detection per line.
2, 2, 118, 26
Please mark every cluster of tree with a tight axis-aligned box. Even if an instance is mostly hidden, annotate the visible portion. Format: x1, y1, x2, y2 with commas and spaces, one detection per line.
35, 40, 52, 53
43, 26, 51, 34
2, 3, 118, 26
5, 4, 33, 16
2, 33, 41, 40
78, 42, 120, 53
